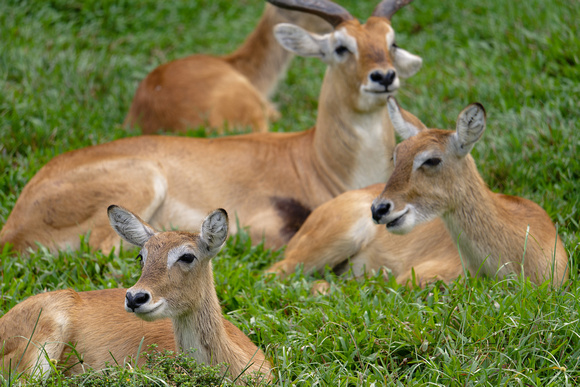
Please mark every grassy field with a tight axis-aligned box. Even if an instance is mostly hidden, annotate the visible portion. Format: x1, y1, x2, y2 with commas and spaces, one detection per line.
1, 0, 579, 385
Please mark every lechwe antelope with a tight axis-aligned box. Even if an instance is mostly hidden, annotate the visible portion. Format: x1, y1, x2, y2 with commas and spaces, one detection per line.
0, 0, 423, 254
125, 3, 331, 134
372, 99, 568, 284
269, 99, 569, 286
267, 184, 465, 285
0, 206, 271, 381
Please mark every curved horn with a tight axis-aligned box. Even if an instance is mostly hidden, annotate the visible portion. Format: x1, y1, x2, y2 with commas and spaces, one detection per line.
372, 0, 414, 20
267, 0, 354, 28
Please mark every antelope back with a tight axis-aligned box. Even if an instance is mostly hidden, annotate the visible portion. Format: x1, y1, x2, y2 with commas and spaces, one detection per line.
107, 206, 228, 321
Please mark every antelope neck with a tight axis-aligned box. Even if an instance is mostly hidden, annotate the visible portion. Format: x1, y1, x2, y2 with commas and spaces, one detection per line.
311, 74, 393, 195
439, 159, 513, 273
171, 278, 230, 365
225, 5, 294, 98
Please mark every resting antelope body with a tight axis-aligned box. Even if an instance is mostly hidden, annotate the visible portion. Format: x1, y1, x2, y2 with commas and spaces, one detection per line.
0, 0, 422, 254
267, 184, 464, 285
125, 3, 332, 134
371, 99, 568, 284
0, 207, 271, 381
269, 99, 569, 286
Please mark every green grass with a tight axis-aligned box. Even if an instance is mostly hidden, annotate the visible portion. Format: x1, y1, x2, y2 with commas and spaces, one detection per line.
1, 0, 579, 385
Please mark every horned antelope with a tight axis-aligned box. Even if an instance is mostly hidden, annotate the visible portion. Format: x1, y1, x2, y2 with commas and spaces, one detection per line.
0, 207, 271, 381
0, 0, 422, 254
124, 3, 332, 134
269, 99, 569, 286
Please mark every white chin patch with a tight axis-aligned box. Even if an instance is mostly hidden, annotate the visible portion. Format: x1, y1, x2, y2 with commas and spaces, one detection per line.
360, 76, 399, 97
130, 299, 167, 321
386, 207, 416, 235
358, 85, 392, 111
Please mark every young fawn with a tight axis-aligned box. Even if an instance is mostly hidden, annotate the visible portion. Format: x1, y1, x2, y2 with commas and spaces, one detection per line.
371, 98, 568, 284
269, 99, 568, 286
0, 207, 271, 381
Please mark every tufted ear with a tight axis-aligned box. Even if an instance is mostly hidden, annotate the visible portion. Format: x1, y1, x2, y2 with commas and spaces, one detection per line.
274, 23, 331, 61
200, 208, 229, 255
450, 103, 486, 157
108, 205, 156, 247
387, 97, 426, 139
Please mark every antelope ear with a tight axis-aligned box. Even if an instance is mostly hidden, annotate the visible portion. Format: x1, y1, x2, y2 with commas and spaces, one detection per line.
387, 97, 426, 139
274, 23, 330, 60
393, 47, 422, 79
200, 209, 229, 255
108, 205, 156, 247
450, 103, 486, 157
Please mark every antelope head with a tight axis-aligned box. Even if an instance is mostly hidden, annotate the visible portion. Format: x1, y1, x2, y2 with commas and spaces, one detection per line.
269, 0, 422, 111
107, 205, 229, 321
371, 98, 487, 233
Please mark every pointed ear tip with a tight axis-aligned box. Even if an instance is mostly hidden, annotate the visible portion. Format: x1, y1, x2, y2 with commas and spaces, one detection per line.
471, 102, 486, 116
107, 204, 119, 213
208, 209, 228, 224
274, 22, 296, 32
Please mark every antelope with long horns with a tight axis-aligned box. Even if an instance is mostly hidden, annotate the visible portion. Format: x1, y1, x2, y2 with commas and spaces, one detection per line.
124, 3, 332, 134
0, 207, 271, 381
269, 99, 568, 286
0, 0, 422, 254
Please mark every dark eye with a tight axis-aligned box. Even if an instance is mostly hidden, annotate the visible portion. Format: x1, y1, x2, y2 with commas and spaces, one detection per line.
422, 158, 442, 167
335, 45, 349, 55
179, 253, 196, 264
392, 43, 398, 50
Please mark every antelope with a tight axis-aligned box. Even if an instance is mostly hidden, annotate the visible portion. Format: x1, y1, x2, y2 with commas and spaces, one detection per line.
124, 3, 332, 134
269, 99, 569, 286
0, 0, 423, 255
267, 184, 465, 286
0, 206, 271, 382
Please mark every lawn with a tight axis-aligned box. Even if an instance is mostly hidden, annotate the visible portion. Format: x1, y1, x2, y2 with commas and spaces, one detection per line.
1, 0, 579, 385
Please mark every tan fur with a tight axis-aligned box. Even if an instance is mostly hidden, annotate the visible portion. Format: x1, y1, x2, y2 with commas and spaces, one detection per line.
124, 4, 331, 134
269, 104, 568, 287
1, 209, 270, 382
0, 289, 174, 378
1, 2, 422, 255
373, 102, 569, 284
268, 184, 464, 285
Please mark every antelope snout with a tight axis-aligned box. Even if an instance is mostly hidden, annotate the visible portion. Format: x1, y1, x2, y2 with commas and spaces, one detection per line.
369, 69, 396, 90
371, 199, 393, 224
125, 290, 151, 312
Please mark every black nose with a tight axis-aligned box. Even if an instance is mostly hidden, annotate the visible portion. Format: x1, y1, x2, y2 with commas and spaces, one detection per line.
369, 70, 396, 88
371, 202, 391, 223
126, 291, 150, 311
